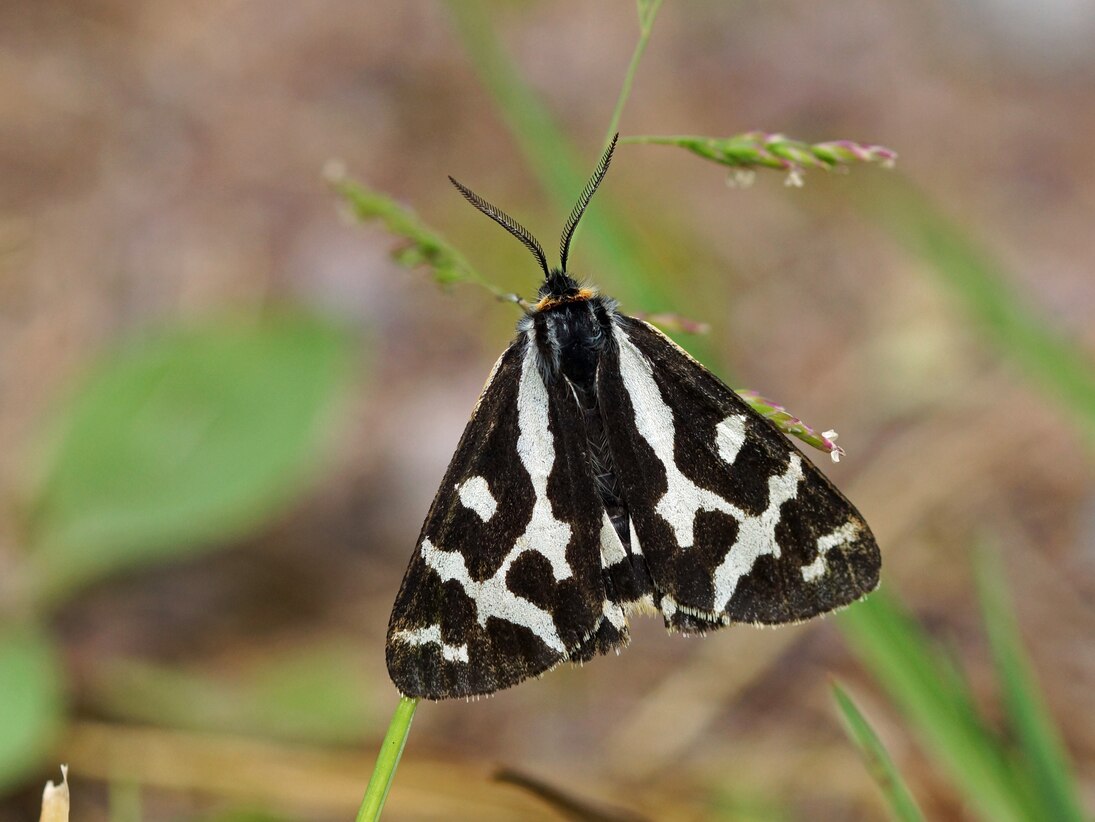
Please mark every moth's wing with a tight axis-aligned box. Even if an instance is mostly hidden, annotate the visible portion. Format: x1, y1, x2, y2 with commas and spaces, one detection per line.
597, 315, 880, 630
386, 336, 609, 699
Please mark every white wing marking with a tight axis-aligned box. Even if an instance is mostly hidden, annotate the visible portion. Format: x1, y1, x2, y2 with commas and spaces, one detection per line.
711, 455, 804, 611
456, 475, 497, 522
514, 337, 574, 582
421, 538, 565, 653
659, 594, 678, 619
716, 414, 747, 465
602, 600, 627, 631
800, 520, 861, 582
629, 516, 643, 556
393, 624, 470, 663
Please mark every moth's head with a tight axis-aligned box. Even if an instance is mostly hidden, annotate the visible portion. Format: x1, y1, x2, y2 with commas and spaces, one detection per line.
448, 134, 618, 308
533, 269, 599, 310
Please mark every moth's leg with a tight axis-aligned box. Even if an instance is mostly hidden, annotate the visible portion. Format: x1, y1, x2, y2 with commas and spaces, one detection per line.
498, 291, 534, 311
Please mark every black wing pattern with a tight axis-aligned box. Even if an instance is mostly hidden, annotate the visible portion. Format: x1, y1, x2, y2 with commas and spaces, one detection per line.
597, 315, 880, 631
386, 335, 610, 699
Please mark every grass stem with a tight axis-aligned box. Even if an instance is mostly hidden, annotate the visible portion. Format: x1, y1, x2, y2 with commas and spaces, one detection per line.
604, 0, 664, 146
356, 696, 418, 822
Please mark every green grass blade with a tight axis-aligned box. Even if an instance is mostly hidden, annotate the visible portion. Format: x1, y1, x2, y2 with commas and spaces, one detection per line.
839, 592, 1038, 822
832, 682, 925, 822
976, 551, 1088, 822
357, 697, 418, 822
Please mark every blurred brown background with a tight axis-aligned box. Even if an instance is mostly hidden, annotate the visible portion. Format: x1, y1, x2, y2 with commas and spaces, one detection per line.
2, 1, 1094, 819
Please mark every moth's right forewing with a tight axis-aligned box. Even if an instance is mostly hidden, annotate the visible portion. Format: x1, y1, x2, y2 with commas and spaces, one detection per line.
386, 336, 607, 699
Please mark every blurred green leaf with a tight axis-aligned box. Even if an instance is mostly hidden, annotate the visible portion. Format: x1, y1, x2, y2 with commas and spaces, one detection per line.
108, 780, 141, 822
838, 592, 1040, 822
26, 313, 357, 602
708, 788, 788, 822
976, 551, 1087, 822
0, 625, 64, 792
197, 810, 296, 822
88, 641, 376, 745
832, 682, 925, 822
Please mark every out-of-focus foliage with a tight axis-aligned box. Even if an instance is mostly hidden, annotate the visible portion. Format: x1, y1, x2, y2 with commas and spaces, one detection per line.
87, 642, 376, 745
24, 314, 357, 601
833, 682, 925, 822
861, 180, 1095, 444
976, 552, 1088, 822
332, 175, 494, 294
197, 811, 294, 822
842, 591, 1034, 822
0, 626, 64, 793
0, 313, 358, 790
839, 559, 1086, 822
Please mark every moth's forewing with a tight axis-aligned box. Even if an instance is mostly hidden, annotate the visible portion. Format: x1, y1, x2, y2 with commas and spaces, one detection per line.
597, 316, 880, 629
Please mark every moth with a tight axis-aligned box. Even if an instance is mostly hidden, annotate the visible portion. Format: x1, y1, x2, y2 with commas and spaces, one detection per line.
387, 135, 880, 699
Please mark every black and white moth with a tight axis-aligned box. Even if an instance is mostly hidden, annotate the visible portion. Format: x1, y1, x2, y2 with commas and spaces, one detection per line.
386, 135, 880, 700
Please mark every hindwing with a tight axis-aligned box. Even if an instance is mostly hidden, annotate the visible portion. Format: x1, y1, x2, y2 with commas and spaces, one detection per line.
598, 315, 880, 630
386, 335, 612, 699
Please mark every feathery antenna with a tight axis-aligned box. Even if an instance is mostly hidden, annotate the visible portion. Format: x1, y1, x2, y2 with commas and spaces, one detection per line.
449, 176, 550, 279
559, 133, 618, 273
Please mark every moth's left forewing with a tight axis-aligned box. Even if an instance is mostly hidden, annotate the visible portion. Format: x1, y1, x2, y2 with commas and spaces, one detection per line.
598, 316, 880, 629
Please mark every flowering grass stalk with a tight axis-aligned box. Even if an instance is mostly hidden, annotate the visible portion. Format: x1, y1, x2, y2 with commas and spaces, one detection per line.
622, 132, 896, 186
327, 164, 530, 309
630, 311, 710, 335
737, 390, 845, 461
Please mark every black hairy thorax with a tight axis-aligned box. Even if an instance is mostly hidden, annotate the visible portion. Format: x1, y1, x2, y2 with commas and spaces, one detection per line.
530, 286, 633, 550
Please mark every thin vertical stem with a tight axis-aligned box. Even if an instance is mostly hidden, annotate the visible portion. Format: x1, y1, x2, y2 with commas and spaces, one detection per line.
356, 697, 419, 822
604, 0, 664, 146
